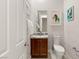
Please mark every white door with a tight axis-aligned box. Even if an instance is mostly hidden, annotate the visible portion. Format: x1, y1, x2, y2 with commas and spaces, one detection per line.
0, 0, 28, 59
16, 0, 28, 59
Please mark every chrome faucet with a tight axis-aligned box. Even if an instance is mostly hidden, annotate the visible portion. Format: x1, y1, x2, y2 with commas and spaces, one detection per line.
38, 28, 43, 35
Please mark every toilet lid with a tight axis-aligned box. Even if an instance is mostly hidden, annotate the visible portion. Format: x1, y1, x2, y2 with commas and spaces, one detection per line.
54, 44, 65, 52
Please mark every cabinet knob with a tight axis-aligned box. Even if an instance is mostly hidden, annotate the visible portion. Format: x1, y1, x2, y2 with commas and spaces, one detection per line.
24, 43, 26, 46
24, 42, 29, 46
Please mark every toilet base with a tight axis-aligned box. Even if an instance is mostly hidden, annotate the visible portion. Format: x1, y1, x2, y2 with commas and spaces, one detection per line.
54, 50, 64, 59
55, 55, 63, 59
49, 49, 56, 59
49, 49, 64, 59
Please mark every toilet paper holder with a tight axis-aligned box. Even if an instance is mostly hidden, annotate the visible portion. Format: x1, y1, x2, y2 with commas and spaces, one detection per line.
73, 47, 79, 57
73, 47, 79, 52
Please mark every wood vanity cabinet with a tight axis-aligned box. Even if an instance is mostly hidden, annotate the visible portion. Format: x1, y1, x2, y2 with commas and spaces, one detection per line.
31, 38, 48, 58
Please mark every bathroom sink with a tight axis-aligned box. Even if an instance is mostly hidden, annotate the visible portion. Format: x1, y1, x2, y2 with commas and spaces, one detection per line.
33, 32, 48, 35
31, 32, 48, 38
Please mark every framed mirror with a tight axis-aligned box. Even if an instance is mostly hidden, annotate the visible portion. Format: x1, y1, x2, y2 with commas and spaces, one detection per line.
37, 10, 48, 32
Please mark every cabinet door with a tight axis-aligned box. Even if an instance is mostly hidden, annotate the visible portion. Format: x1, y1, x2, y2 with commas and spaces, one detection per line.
40, 39, 48, 57
31, 39, 40, 57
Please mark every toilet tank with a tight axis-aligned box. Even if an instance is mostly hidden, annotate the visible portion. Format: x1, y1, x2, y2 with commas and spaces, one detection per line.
54, 35, 61, 45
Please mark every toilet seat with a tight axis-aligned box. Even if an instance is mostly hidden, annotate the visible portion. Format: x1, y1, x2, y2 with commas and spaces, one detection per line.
54, 44, 65, 52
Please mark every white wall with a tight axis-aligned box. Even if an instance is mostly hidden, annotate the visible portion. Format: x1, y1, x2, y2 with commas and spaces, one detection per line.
31, 0, 64, 49
64, 0, 79, 59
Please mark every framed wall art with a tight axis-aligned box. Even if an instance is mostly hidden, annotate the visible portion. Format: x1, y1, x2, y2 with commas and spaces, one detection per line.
51, 11, 62, 25
67, 6, 74, 22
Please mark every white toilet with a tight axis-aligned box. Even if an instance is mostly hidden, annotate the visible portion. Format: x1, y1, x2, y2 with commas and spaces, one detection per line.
53, 36, 65, 59
54, 44, 65, 59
